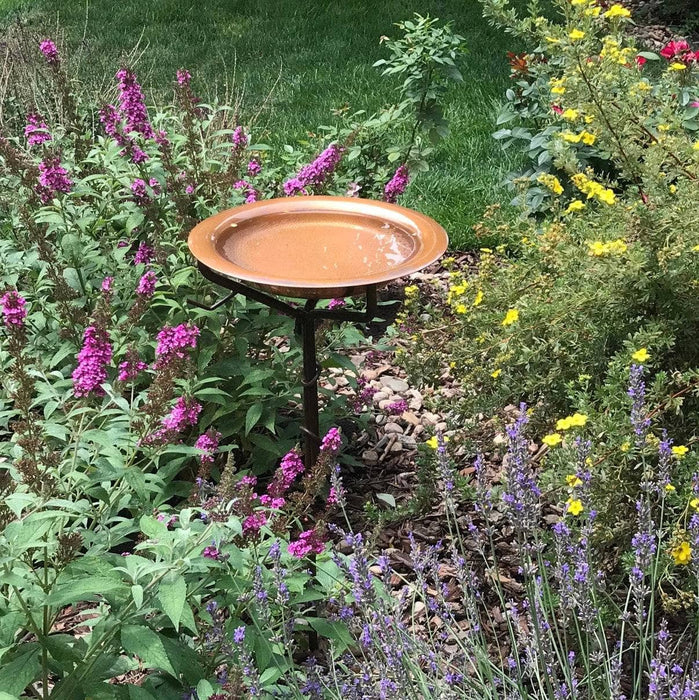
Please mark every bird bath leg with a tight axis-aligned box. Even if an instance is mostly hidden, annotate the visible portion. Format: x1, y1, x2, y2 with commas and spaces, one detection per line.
299, 300, 321, 470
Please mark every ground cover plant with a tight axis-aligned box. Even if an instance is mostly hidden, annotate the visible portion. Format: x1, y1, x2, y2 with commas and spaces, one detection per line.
0, 0, 527, 248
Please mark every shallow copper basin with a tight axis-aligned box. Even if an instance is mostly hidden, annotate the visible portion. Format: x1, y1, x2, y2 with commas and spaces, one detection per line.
188, 196, 448, 299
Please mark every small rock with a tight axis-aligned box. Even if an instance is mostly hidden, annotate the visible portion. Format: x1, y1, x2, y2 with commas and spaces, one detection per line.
436, 422, 448, 432
373, 391, 389, 403
389, 441, 403, 453
402, 411, 420, 426
422, 412, 440, 426
493, 433, 507, 446
362, 450, 379, 465
380, 376, 410, 393
378, 399, 394, 411
375, 414, 386, 425
400, 435, 417, 449
384, 422, 404, 435
408, 397, 423, 411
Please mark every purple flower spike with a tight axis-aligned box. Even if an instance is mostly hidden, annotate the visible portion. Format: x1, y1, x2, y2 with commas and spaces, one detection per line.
24, 113, 52, 147
36, 156, 72, 203
231, 126, 248, 151
288, 529, 325, 558
136, 270, 157, 297
283, 143, 344, 196
0, 291, 27, 327
72, 326, 113, 397
383, 165, 410, 203
116, 68, 154, 139
133, 242, 154, 265
195, 429, 222, 464
39, 39, 59, 65
320, 427, 342, 455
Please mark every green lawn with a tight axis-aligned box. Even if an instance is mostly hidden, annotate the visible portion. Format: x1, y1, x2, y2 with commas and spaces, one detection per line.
1, 0, 527, 247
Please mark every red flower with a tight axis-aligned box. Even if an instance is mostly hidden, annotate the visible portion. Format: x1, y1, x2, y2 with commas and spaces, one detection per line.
551, 104, 563, 115
635, 55, 647, 67
660, 40, 690, 60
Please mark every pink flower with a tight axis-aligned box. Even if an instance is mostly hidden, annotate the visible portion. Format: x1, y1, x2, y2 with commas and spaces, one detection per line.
242, 512, 268, 534
328, 298, 346, 310
116, 68, 154, 139
39, 39, 59, 65
133, 242, 154, 266
259, 495, 286, 509
383, 165, 410, 204
195, 429, 221, 464
36, 156, 72, 203
288, 529, 325, 558
247, 159, 261, 176
176, 69, 191, 86
660, 40, 690, 60
0, 291, 27, 327
267, 449, 305, 497
131, 179, 150, 206
234, 179, 258, 203
72, 326, 113, 397
320, 427, 342, 455
24, 113, 51, 147
231, 126, 248, 151
148, 178, 161, 195
154, 323, 200, 367
185, 184, 194, 195
136, 271, 157, 297
117, 356, 147, 382
551, 104, 563, 115
162, 396, 202, 432
202, 544, 222, 560
284, 143, 344, 196
101, 277, 114, 293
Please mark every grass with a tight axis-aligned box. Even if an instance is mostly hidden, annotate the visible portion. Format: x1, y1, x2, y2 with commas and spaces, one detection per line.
0, 0, 530, 248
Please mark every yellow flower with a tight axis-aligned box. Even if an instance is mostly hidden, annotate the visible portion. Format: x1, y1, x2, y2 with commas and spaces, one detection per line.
657, 124, 670, 132
605, 4, 631, 18
580, 131, 596, 146
694, 142, 699, 151
566, 474, 583, 488
565, 199, 586, 215
546, 36, 561, 44
584, 6, 602, 16
561, 131, 582, 143
584, 114, 595, 124
569, 413, 588, 427
691, 497, 699, 510
562, 108, 579, 121
537, 173, 564, 195
636, 81, 652, 92
569, 29, 586, 41
566, 498, 584, 516
665, 484, 676, 492
671, 541, 692, 566
552, 86, 566, 95
632, 348, 650, 363
491, 368, 502, 379
473, 289, 484, 307
404, 285, 419, 297
669, 62, 687, 71
557, 413, 588, 430
596, 188, 616, 205
620, 441, 630, 453
425, 435, 448, 449
543, 433, 563, 447
502, 308, 520, 326
672, 445, 689, 458
588, 239, 626, 256
450, 284, 467, 296
455, 303, 468, 315
550, 78, 567, 95
669, 184, 677, 194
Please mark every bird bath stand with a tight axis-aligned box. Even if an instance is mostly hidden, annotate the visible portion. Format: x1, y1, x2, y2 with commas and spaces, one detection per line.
188, 196, 448, 469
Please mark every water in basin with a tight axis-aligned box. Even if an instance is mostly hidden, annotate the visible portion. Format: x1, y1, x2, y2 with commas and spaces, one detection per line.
218, 211, 417, 282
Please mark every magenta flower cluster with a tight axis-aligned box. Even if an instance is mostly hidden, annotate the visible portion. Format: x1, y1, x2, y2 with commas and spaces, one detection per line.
72, 326, 113, 397
136, 271, 157, 297
328, 298, 346, 310
24, 114, 52, 147
287, 529, 325, 558
383, 165, 410, 203
320, 427, 342, 455
247, 159, 261, 177
0, 291, 27, 327
283, 143, 344, 196
133, 242, 154, 266
162, 396, 202, 432
154, 323, 200, 367
116, 68, 155, 139
231, 126, 248, 151
117, 356, 147, 382
233, 179, 258, 204
39, 39, 59, 66
195, 429, 222, 464
36, 156, 72, 203
268, 449, 305, 498
176, 69, 192, 86
131, 179, 150, 207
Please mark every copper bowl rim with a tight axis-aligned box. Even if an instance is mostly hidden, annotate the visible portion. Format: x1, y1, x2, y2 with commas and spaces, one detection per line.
187, 195, 449, 299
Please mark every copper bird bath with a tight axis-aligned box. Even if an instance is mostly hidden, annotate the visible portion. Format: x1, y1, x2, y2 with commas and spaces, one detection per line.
188, 196, 448, 468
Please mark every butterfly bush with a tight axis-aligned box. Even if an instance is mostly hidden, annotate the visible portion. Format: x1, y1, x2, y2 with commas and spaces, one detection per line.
0, 20, 466, 696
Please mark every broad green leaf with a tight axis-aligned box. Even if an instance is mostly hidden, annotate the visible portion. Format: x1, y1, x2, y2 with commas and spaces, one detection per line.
46, 576, 127, 607
245, 403, 263, 435
121, 626, 176, 677
0, 647, 40, 696
158, 575, 187, 632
